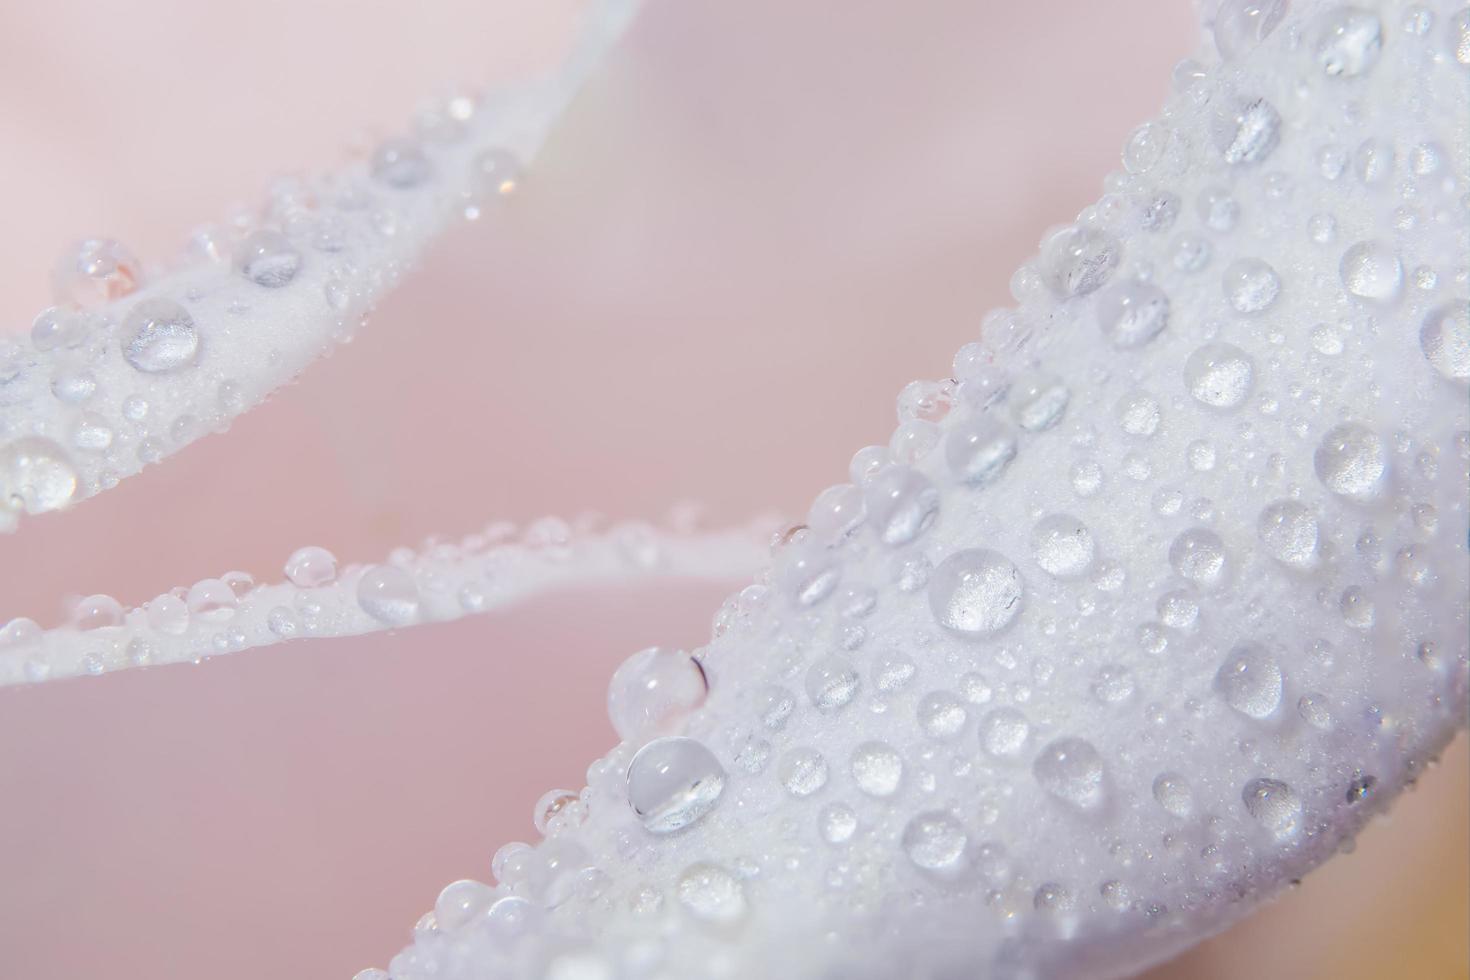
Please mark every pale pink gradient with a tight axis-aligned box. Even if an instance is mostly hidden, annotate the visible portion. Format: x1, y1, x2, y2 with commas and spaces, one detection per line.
0, 2, 1463, 979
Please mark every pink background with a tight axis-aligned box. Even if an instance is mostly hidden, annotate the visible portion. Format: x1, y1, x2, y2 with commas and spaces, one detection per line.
0, 1, 1464, 977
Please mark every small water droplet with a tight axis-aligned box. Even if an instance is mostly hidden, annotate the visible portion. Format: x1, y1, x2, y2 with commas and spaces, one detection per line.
356, 565, 420, 624
235, 230, 302, 288
1033, 738, 1106, 810
1315, 422, 1386, 499
1214, 644, 1284, 718
626, 736, 725, 833
122, 298, 201, 373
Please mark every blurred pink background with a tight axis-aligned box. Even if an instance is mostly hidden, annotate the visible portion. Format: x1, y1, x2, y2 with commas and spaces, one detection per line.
0, 1, 1464, 977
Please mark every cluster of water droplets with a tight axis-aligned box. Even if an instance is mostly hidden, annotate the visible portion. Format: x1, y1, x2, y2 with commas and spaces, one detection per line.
363, 2, 1468, 977
0, 0, 643, 531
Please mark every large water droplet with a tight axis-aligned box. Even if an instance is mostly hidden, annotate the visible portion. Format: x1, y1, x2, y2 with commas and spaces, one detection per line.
0, 437, 77, 514
607, 647, 707, 740
929, 549, 1025, 638
1339, 241, 1403, 304
1185, 343, 1255, 410
1045, 226, 1122, 297
1420, 301, 1470, 380
1258, 500, 1319, 569
863, 466, 939, 546
1033, 738, 1106, 810
902, 811, 968, 874
1031, 514, 1096, 579
1314, 422, 1386, 500
1242, 777, 1302, 839
122, 298, 201, 374
1214, 644, 1284, 718
356, 565, 420, 624
626, 736, 725, 833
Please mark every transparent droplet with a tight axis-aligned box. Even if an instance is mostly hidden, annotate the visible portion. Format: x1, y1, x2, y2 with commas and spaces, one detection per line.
1044, 226, 1122, 298
1153, 772, 1193, 817
1033, 738, 1106, 810
607, 647, 707, 740
0, 437, 77, 514
72, 594, 123, 631
806, 656, 860, 712
1116, 390, 1162, 437
1008, 372, 1070, 431
371, 137, 433, 188
872, 650, 916, 693
1169, 527, 1229, 589
145, 594, 188, 635
52, 238, 141, 309
434, 879, 493, 931
819, 802, 858, 844
675, 863, 745, 924
1092, 664, 1135, 703
779, 746, 829, 797
1242, 777, 1302, 839
979, 707, 1031, 758
1214, 644, 1284, 719
917, 691, 967, 740
1420, 301, 1470, 380
356, 565, 420, 624
235, 230, 302, 288
944, 415, 1018, 486
1096, 281, 1169, 348
863, 466, 939, 546
626, 736, 725, 833
122, 298, 201, 373
1339, 241, 1403, 304
929, 549, 1025, 638
849, 741, 903, 797
30, 307, 87, 351
1185, 343, 1254, 412
1258, 500, 1319, 569
472, 147, 522, 197
1213, 0, 1288, 58
807, 483, 867, 542
1316, 7, 1383, 76
1212, 96, 1281, 165
1222, 258, 1281, 314
186, 578, 237, 622
284, 546, 338, 587
902, 811, 968, 874
1315, 422, 1386, 499
1031, 514, 1096, 579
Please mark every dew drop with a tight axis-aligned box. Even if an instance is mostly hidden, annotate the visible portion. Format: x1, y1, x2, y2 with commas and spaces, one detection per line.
1152, 772, 1193, 816
1212, 97, 1281, 165
1032, 514, 1096, 579
1045, 226, 1121, 298
235, 230, 302, 288
1169, 527, 1229, 589
1222, 258, 1281, 314
1339, 241, 1403, 304
675, 863, 745, 924
1258, 500, 1319, 569
1116, 390, 1162, 437
1314, 422, 1386, 500
1213, 0, 1288, 58
780, 747, 830, 797
0, 437, 77, 514
850, 741, 903, 797
1033, 738, 1106, 810
917, 691, 967, 740
1185, 343, 1255, 410
371, 137, 433, 188
863, 466, 939, 546
52, 238, 141, 308
1242, 777, 1302, 838
806, 656, 861, 712
1316, 7, 1382, 76
929, 549, 1025, 638
979, 707, 1031, 758
626, 736, 725, 834
356, 565, 420, 624
284, 546, 338, 587
122, 298, 200, 374
1008, 372, 1070, 431
1214, 644, 1284, 718
186, 579, 237, 622
1419, 301, 1470, 380
945, 415, 1018, 486
819, 802, 858, 844
1096, 280, 1170, 349
607, 647, 707, 740
902, 811, 968, 874
434, 879, 493, 931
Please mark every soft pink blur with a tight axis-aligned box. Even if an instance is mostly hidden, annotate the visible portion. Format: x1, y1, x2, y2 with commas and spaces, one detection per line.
0, 2, 1463, 978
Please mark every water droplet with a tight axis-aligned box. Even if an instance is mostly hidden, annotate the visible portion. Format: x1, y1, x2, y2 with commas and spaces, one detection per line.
917, 691, 967, 739
1092, 664, 1135, 703
1031, 514, 1096, 579
1214, 645, 1283, 718
1185, 343, 1254, 410
1152, 772, 1193, 816
872, 651, 916, 692
945, 415, 1017, 486
780, 746, 829, 797
902, 811, 968, 874
0, 437, 77, 514
1242, 777, 1302, 838
1096, 281, 1169, 349
434, 879, 493, 931
1045, 226, 1122, 297
1033, 738, 1106, 810
1169, 527, 1229, 589
284, 546, 338, 587
1345, 774, 1377, 803
1116, 390, 1162, 437
1316, 7, 1383, 76
235, 230, 302, 288
808, 483, 867, 542
819, 802, 858, 844
356, 565, 420, 624
72, 594, 123, 631
806, 656, 861, 712
52, 238, 141, 308
1420, 301, 1470, 380
1222, 258, 1281, 314
1298, 691, 1333, 728
472, 147, 523, 197
1212, 97, 1281, 165
1339, 241, 1402, 304
607, 647, 707, 740
863, 466, 939, 546
1213, 0, 1288, 58
371, 137, 432, 188
1315, 422, 1386, 500
122, 298, 201, 373
676, 863, 745, 924
626, 736, 725, 833
929, 549, 1025, 638
1258, 500, 1319, 569
979, 707, 1031, 758
1008, 372, 1070, 431
187, 578, 237, 621
850, 741, 903, 797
